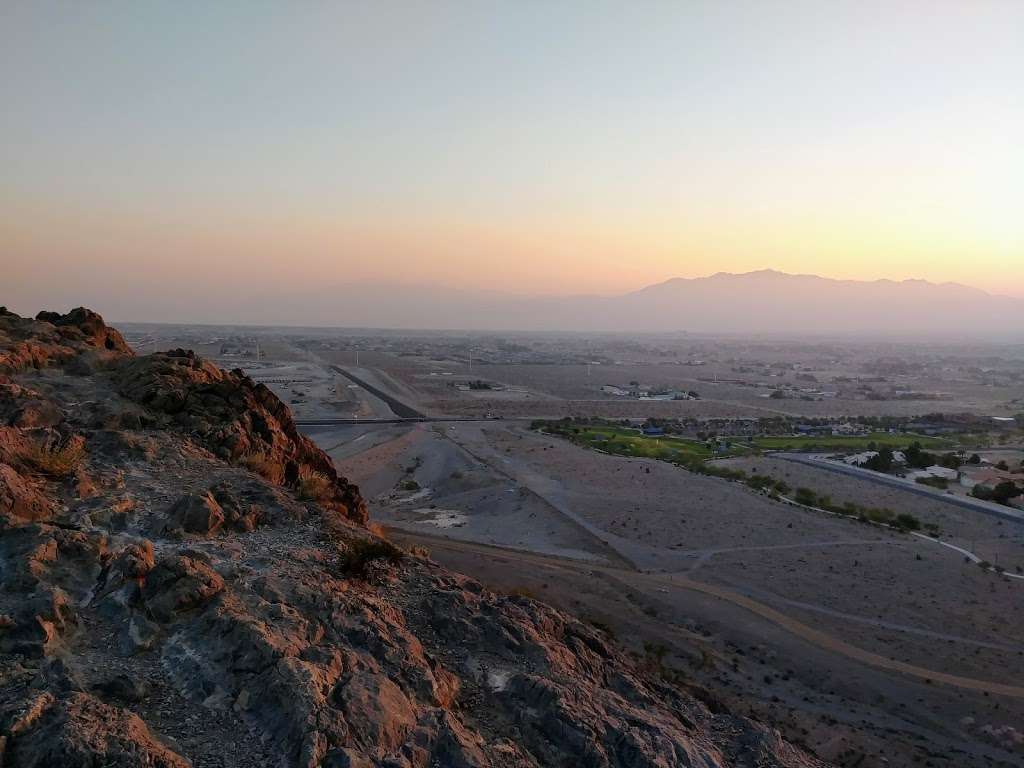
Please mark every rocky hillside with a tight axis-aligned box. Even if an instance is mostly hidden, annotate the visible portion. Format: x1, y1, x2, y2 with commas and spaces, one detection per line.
0, 308, 826, 768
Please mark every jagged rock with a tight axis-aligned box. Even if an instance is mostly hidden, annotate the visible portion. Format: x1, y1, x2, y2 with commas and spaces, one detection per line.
0, 587, 76, 657
0, 307, 131, 374
1, 691, 190, 768
142, 554, 225, 622
0, 463, 54, 526
8, 395, 63, 429
321, 747, 374, 768
115, 349, 367, 524
332, 671, 418, 753
169, 491, 225, 535
210, 483, 268, 531
35, 306, 131, 354
112, 540, 156, 581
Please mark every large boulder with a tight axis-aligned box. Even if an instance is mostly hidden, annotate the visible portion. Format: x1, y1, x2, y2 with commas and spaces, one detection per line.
168, 492, 225, 535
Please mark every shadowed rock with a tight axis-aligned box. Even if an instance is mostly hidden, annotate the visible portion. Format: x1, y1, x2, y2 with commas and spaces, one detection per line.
1, 692, 190, 768
169, 492, 225, 535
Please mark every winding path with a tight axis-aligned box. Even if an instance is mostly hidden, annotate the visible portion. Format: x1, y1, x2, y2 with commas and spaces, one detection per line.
398, 531, 1024, 699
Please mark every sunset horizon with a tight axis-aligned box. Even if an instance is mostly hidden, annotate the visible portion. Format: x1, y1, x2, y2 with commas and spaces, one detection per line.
4, 1, 1022, 318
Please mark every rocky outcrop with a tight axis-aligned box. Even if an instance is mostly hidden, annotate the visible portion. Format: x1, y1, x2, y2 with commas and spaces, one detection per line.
1, 691, 190, 768
116, 348, 367, 524
142, 553, 226, 623
0, 306, 131, 374
0, 462, 55, 526
0, 310, 825, 768
35, 307, 132, 354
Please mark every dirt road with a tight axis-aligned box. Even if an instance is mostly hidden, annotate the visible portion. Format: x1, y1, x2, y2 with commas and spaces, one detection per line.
399, 531, 1024, 700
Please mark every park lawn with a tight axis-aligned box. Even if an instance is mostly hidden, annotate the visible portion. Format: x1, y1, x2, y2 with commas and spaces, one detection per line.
752, 432, 952, 451
566, 425, 737, 461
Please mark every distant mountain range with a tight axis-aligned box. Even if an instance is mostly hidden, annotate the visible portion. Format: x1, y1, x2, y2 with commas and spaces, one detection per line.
249, 270, 1023, 337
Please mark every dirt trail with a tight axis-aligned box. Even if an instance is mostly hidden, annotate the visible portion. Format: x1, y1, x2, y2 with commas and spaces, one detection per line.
649, 573, 1024, 699
402, 531, 1024, 700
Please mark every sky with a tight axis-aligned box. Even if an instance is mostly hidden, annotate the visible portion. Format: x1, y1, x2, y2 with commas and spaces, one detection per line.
2, 1, 1023, 322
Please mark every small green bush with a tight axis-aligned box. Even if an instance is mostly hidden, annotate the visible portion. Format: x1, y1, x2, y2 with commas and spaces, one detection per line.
794, 488, 818, 506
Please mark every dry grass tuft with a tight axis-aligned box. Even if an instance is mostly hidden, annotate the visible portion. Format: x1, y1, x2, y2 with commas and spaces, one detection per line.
15, 437, 86, 478
297, 466, 333, 501
339, 538, 404, 579
237, 450, 282, 483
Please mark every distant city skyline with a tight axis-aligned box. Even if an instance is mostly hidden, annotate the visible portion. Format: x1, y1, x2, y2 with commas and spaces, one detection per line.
3, 2, 1023, 316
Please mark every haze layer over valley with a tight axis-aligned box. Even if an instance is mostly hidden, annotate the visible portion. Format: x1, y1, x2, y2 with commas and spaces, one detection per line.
38, 271, 1021, 337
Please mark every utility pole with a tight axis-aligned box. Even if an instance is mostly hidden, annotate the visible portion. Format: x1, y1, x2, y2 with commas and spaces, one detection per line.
355, 348, 360, 367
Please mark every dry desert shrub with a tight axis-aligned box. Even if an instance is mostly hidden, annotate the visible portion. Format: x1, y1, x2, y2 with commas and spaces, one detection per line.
297, 466, 333, 501
15, 435, 86, 478
237, 450, 283, 483
339, 538, 404, 579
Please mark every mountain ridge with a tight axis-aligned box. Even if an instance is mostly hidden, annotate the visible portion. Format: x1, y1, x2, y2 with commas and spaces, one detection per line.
13, 270, 1022, 335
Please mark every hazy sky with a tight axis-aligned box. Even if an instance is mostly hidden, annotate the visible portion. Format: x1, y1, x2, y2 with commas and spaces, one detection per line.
3, 1, 1023, 321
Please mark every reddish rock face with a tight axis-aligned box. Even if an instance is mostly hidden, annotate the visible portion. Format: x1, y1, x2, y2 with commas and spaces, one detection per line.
115, 348, 367, 524
2, 692, 191, 768
0, 307, 132, 373
169, 492, 226, 535
35, 307, 132, 354
0, 463, 54, 526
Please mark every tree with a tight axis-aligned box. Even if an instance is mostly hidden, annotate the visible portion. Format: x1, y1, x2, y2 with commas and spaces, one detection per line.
991, 481, 1022, 505
862, 448, 895, 472
938, 452, 962, 470
904, 442, 935, 470
968, 454, 981, 465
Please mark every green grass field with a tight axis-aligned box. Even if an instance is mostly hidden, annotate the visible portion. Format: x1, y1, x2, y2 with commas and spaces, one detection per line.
750, 432, 952, 451
550, 425, 751, 462
536, 421, 957, 468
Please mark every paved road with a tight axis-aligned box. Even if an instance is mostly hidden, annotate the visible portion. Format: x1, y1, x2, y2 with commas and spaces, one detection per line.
328, 365, 425, 419
776, 452, 1024, 524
